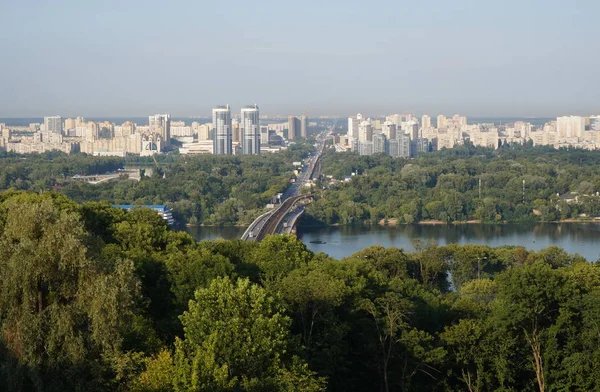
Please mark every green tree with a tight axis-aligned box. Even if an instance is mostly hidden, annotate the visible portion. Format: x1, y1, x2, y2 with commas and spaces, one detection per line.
492, 263, 563, 392
173, 276, 324, 391
0, 197, 138, 391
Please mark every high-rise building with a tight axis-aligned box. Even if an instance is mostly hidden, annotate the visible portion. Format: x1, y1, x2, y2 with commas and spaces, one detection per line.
347, 114, 362, 144
300, 115, 307, 138
373, 133, 387, 154
397, 132, 410, 158
260, 125, 270, 144
409, 138, 429, 157
557, 116, 585, 138
44, 116, 62, 134
64, 118, 76, 131
358, 141, 374, 156
358, 121, 373, 142
213, 105, 232, 155
198, 124, 211, 141
590, 116, 600, 131
452, 114, 468, 127
241, 104, 260, 155
436, 115, 447, 129
421, 115, 431, 129
1, 124, 10, 144
149, 114, 171, 146
382, 121, 397, 140
386, 114, 403, 126
288, 116, 300, 140
404, 121, 419, 140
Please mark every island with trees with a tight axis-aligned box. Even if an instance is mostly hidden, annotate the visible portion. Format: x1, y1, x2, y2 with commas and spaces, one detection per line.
305, 144, 600, 225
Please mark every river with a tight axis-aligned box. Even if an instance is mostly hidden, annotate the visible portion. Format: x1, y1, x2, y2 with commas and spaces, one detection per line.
186, 223, 600, 261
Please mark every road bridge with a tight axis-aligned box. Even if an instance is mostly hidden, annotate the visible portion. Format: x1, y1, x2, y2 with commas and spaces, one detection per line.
241, 128, 331, 241
252, 194, 313, 241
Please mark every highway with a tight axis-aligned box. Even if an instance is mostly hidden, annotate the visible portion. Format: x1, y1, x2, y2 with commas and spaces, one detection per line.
242, 128, 332, 241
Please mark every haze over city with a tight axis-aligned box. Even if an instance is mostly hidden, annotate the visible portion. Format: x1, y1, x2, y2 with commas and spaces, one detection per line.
1, 0, 598, 118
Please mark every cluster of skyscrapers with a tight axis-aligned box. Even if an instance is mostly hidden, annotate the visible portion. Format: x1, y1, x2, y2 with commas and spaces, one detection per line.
0, 106, 309, 156
345, 113, 429, 158
211, 105, 307, 155
341, 113, 600, 156
213, 105, 262, 155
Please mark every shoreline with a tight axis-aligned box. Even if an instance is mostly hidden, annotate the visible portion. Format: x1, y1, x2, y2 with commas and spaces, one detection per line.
296, 218, 600, 229
184, 217, 600, 229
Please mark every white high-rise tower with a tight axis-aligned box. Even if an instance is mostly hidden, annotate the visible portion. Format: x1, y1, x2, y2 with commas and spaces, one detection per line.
241, 104, 260, 155
213, 105, 232, 155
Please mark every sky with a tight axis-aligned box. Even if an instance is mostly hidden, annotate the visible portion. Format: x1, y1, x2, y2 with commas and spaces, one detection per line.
0, 0, 598, 118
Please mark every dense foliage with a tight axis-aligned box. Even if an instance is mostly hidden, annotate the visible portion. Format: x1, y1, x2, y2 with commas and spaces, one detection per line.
1, 191, 600, 391
306, 145, 600, 225
0, 145, 312, 226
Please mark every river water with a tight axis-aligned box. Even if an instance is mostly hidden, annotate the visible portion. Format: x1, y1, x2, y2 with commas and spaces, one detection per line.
186, 223, 600, 261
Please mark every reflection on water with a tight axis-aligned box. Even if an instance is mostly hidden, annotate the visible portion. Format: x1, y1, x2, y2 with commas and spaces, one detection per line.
183, 223, 600, 261
185, 226, 247, 241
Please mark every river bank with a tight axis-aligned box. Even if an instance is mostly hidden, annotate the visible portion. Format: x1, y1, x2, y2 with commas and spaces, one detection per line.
185, 222, 600, 261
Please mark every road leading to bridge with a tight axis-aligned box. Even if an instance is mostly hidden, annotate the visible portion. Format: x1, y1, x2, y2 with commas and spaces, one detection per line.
242, 129, 332, 241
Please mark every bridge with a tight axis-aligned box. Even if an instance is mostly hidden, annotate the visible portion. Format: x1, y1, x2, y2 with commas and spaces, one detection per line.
242, 194, 313, 241
242, 128, 331, 241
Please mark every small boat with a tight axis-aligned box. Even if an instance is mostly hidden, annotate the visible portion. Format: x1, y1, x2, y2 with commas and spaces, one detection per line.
310, 240, 327, 244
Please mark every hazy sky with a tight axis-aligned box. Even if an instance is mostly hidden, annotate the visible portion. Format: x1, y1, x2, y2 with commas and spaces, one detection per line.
0, 0, 598, 117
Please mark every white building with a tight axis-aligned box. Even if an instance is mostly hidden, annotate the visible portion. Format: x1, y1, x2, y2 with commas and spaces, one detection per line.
421, 115, 431, 129
44, 116, 62, 134
149, 114, 171, 147
347, 114, 362, 145
381, 121, 397, 140
358, 120, 372, 142
589, 116, 600, 131
557, 116, 585, 139
241, 104, 260, 154
213, 105, 232, 155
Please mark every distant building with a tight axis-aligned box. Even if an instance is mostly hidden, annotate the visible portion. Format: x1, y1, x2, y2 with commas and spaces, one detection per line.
171, 123, 193, 137
410, 138, 430, 157
149, 114, 171, 147
397, 132, 410, 158
288, 116, 300, 140
241, 105, 260, 154
556, 116, 585, 138
437, 115, 447, 129
358, 121, 373, 142
404, 121, 419, 140
44, 116, 62, 134
421, 115, 431, 129
589, 116, 600, 131
179, 140, 214, 155
373, 133, 387, 154
300, 115, 307, 138
213, 105, 232, 155
347, 114, 362, 145
358, 140, 374, 156
260, 125, 271, 145
382, 121, 397, 140
64, 118, 76, 131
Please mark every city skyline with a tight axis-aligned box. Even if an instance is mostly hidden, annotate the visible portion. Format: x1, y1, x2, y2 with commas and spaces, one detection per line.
1, 1, 599, 117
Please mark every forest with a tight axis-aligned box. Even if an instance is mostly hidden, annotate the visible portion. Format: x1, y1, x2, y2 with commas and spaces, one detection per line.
1, 191, 600, 391
305, 144, 600, 225
0, 144, 312, 226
